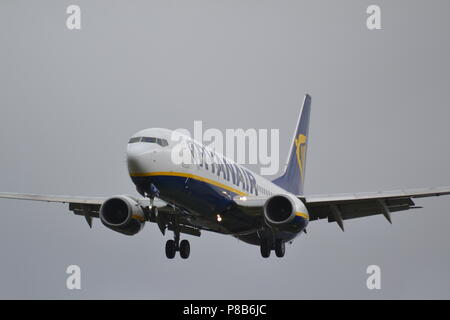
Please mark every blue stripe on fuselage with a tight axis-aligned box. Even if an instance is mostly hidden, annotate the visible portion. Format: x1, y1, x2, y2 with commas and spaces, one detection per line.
131, 174, 256, 233
131, 174, 307, 243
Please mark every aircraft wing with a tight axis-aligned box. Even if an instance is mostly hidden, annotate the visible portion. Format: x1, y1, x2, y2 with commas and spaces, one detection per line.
301, 186, 450, 230
233, 187, 450, 231
0, 192, 172, 228
0, 192, 106, 205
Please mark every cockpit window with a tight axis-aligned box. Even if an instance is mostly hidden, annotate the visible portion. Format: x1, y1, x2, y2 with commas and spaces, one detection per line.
157, 138, 169, 147
128, 137, 141, 143
141, 137, 157, 143
128, 136, 168, 147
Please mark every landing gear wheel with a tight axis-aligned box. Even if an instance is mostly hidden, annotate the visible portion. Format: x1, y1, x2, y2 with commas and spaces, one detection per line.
165, 239, 176, 259
179, 239, 190, 259
260, 240, 271, 258
275, 239, 285, 258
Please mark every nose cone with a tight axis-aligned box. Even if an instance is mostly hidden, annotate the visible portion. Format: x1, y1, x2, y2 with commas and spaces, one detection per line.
127, 143, 156, 175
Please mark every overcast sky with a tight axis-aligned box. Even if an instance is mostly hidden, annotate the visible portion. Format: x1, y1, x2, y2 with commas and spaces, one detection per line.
1, 0, 450, 299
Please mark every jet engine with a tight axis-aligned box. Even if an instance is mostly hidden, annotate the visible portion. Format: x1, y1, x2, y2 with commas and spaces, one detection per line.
263, 194, 309, 233
99, 195, 145, 235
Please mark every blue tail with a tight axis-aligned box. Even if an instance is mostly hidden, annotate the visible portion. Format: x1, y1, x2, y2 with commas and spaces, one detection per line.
272, 94, 311, 195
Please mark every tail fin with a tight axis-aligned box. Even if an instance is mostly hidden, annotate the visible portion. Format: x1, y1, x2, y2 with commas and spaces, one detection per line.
272, 94, 311, 195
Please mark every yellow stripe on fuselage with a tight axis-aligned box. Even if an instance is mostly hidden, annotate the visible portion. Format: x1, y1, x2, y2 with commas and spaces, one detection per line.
295, 211, 309, 220
129, 171, 249, 196
131, 172, 309, 220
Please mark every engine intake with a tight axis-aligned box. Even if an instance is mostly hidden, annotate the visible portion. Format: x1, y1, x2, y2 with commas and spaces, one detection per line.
265, 195, 293, 223
100, 195, 145, 236
263, 194, 309, 233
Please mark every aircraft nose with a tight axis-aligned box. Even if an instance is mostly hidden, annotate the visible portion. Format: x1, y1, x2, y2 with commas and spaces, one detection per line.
127, 143, 156, 174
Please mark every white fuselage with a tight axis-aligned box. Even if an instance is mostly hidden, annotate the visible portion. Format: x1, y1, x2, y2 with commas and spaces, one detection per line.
127, 128, 289, 196
126, 128, 308, 241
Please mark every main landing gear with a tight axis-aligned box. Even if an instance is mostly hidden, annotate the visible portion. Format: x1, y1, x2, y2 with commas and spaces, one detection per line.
260, 239, 286, 258
274, 239, 285, 258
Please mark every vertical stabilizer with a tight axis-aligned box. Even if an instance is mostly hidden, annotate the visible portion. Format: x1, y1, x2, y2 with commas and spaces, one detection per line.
272, 94, 311, 195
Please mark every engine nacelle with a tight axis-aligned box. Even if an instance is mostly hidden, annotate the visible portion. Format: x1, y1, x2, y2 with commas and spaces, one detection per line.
263, 194, 309, 233
99, 195, 145, 236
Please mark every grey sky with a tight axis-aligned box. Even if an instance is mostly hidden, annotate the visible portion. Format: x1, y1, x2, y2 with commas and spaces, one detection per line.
1, 0, 450, 299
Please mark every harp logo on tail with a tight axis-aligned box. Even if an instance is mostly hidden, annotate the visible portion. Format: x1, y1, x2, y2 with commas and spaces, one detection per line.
271, 94, 311, 195
295, 134, 307, 182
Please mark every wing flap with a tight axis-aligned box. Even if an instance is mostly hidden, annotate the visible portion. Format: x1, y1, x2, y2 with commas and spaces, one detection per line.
302, 186, 450, 229
69, 203, 100, 218
302, 186, 450, 204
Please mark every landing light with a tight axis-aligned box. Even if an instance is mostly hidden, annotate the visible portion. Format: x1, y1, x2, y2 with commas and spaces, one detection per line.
240, 196, 247, 201
216, 214, 222, 222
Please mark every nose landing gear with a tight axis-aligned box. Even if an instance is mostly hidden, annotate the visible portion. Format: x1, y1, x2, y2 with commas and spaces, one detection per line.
179, 239, 190, 259
144, 192, 193, 260
165, 239, 177, 259
165, 239, 191, 259
165, 224, 191, 259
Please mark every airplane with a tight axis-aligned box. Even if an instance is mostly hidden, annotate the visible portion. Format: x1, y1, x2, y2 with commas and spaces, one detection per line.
1, 94, 450, 259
